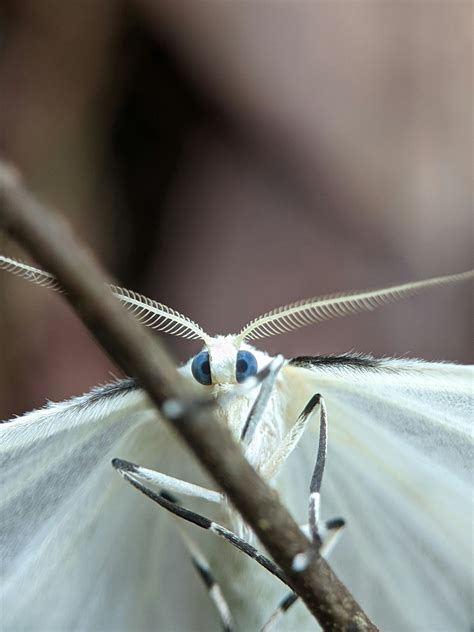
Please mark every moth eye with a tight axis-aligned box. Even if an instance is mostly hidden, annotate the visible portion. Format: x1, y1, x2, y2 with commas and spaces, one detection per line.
191, 351, 212, 386
236, 351, 258, 383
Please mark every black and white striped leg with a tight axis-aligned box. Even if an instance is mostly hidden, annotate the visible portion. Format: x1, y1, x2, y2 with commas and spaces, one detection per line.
112, 459, 289, 588
172, 511, 235, 632
112, 458, 235, 630
308, 394, 328, 543
261, 592, 298, 632
318, 517, 346, 558
112, 458, 223, 504
261, 518, 346, 632
292, 394, 328, 572
260, 392, 323, 482
261, 395, 344, 630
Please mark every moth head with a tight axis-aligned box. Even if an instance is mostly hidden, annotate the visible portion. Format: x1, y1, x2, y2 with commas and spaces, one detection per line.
190, 336, 261, 387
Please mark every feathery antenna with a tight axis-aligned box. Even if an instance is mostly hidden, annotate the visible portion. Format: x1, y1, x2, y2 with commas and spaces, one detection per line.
2, 254, 472, 346
0, 255, 210, 343
236, 269, 474, 343
0, 254, 61, 291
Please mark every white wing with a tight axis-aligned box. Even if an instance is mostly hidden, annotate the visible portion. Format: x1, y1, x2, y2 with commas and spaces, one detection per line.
3, 358, 472, 631
0, 379, 219, 631
282, 357, 473, 631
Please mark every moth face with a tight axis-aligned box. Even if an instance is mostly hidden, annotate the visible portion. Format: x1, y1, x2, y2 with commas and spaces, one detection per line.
189, 336, 262, 386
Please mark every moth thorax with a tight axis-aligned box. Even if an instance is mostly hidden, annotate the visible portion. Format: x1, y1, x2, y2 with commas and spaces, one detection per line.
207, 336, 239, 384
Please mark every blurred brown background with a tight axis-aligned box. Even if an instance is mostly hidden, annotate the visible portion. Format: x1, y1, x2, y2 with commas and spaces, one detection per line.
0, 1, 472, 420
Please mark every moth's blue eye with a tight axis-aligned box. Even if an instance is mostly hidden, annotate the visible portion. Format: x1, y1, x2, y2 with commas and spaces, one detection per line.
236, 350, 258, 383
191, 351, 212, 385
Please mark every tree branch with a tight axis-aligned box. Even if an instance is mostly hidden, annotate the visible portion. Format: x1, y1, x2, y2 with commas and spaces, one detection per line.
0, 160, 377, 631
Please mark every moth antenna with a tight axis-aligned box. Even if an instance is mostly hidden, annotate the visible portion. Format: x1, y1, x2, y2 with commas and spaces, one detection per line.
0, 255, 210, 343
236, 269, 474, 343
109, 285, 210, 342
0, 254, 62, 291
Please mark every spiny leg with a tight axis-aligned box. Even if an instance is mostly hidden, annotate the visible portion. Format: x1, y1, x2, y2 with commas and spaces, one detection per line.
317, 517, 346, 558
112, 460, 235, 630
291, 394, 329, 571
186, 535, 234, 632
260, 393, 322, 482
260, 395, 345, 629
161, 492, 235, 632
261, 519, 345, 632
254, 392, 342, 567
308, 394, 327, 544
112, 459, 289, 588
261, 593, 298, 632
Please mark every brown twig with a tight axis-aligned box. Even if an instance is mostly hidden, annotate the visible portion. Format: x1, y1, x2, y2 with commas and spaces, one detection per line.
0, 160, 378, 631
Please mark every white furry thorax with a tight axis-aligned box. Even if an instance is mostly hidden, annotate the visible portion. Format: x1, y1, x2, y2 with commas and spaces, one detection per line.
180, 336, 286, 474
184, 336, 288, 538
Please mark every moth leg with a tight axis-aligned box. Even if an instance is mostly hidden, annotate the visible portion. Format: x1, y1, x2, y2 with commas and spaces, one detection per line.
112, 459, 289, 587
291, 395, 330, 571
261, 593, 297, 632
317, 517, 346, 557
240, 355, 285, 444
260, 393, 322, 481
308, 394, 328, 543
261, 518, 346, 632
112, 458, 223, 504
262, 393, 336, 563
174, 514, 235, 632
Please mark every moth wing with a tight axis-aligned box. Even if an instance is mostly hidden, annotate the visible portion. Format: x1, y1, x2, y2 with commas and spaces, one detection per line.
282, 359, 473, 631
0, 378, 215, 631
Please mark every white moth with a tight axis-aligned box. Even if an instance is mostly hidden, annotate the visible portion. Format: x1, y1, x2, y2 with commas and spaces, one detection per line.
0, 255, 472, 632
